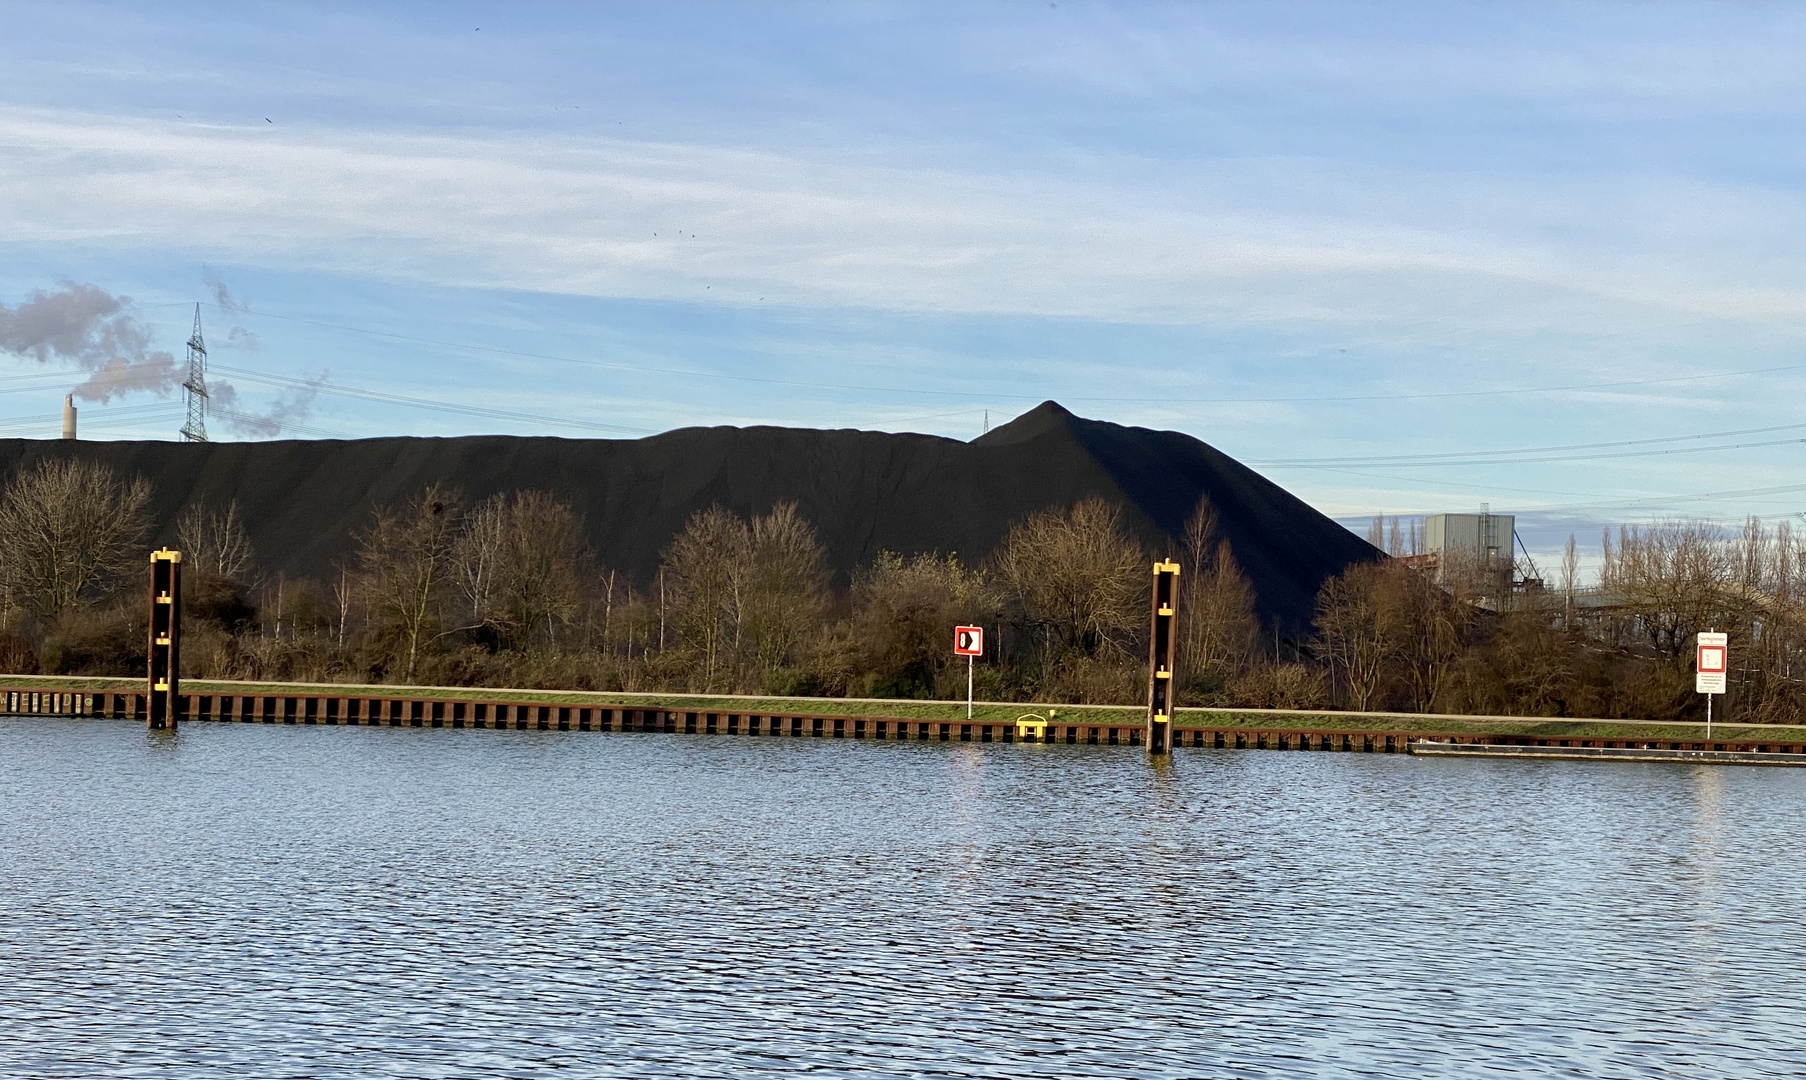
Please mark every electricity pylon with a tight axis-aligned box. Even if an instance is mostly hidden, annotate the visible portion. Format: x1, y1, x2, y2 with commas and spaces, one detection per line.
180, 304, 208, 442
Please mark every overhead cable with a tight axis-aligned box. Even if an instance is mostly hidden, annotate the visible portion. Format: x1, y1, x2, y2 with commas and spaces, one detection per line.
193, 302, 1806, 406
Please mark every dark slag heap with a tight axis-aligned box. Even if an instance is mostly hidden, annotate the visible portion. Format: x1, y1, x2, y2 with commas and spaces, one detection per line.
0, 401, 1377, 631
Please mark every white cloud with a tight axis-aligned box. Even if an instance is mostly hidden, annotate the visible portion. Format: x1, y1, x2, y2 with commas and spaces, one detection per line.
4, 105, 1805, 346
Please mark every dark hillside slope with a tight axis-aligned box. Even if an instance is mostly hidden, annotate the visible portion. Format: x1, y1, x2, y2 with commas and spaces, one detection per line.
0, 402, 1376, 630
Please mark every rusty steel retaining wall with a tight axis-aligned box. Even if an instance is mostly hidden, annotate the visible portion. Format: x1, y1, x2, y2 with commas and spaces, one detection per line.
9, 688, 1806, 756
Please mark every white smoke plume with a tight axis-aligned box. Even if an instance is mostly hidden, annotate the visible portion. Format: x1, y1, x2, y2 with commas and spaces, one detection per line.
205, 275, 260, 351
205, 275, 248, 313
0, 281, 317, 437
225, 325, 260, 350
211, 376, 325, 438
0, 282, 179, 403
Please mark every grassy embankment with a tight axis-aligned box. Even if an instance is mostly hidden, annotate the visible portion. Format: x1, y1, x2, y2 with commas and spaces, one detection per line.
4, 673, 1800, 743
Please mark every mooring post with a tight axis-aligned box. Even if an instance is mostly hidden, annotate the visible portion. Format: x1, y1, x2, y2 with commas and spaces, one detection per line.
147, 549, 182, 730
1146, 559, 1181, 755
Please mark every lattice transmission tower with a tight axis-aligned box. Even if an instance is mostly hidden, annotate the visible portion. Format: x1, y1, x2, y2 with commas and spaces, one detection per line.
180, 304, 208, 442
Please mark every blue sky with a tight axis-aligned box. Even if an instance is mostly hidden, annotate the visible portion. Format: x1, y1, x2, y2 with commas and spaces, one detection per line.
3, 1, 1806, 564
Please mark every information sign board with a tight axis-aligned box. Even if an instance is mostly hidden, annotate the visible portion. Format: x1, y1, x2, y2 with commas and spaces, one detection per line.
1697, 631, 1727, 695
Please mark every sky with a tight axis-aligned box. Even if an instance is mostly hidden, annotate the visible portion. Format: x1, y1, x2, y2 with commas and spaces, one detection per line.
3, 1, 1806, 567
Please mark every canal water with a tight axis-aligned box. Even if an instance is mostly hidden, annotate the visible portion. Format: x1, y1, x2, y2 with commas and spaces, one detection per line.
2, 718, 1803, 1078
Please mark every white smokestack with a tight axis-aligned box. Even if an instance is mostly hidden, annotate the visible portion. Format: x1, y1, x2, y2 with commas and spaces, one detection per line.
61, 393, 76, 440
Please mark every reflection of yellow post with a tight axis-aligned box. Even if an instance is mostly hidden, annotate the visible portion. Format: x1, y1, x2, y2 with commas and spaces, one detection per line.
1147, 560, 1181, 755
148, 549, 182, 730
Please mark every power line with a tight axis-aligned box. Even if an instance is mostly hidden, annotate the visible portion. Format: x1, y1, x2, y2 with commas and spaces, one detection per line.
196, 302, 1806, 406
1251, 420, 1806, 467
0, 369, 83, 384
0, 402, 178, 435
211, 365, 654, 435
0, 371, 90, 396
211, 407, 353, 440
1414, 482, 1806, 518
1261, 435, 1806, 469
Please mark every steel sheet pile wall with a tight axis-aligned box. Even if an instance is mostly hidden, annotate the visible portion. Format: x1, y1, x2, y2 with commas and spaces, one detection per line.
7, 688, 1806, 756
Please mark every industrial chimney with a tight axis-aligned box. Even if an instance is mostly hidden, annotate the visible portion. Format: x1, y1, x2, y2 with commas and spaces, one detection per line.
61, 394, 77, 440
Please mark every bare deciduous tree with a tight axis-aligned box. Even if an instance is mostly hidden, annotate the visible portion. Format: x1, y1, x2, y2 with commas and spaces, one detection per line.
495, 491, 587, 649
1599, 521, 1738, 658
456, 491, 587, 650
1314, 562, 1390, 711
454, 494, 508, 624
662, 505, 752, 690
995, 498, 1145, 662
1560, 533, 1579, 626
176, 500, 254, 580
745, 501, 829, 679
354, 484, 461, 681
1179, 495, 1260, 682
0, 459, 151, 619
1377, 561, 1472, 712
849, 550, 993, 697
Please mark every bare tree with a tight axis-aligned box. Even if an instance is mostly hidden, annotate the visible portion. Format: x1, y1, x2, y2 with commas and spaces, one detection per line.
601, 569, 617, 655
994, 498, 1146, 662
354, 484, 461, 681
176, 500, 254, 580
662, 505, 752, 690
0, 458, 151, 619
1314, 562, 1391, 710
1179, 495, 1259, 680
1560, 533, 1579, 629
455, 491, 587, 650
453, 494, 508, 624
744, 501, 830, 679
494, 491, 587, 649
1599, 520, 1737, 658
1186, 494, 1220, 563
1377, 561, 1472, 712
332, 561, 353, 649
849, 550, 993, 697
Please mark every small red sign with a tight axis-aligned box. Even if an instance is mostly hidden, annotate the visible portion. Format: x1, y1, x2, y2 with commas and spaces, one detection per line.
954, 626, 984, 656
1698, 645, 1726, 674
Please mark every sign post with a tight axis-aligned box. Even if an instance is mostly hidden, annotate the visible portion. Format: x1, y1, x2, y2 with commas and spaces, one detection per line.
954, 626, 984, 719
1696, 630, 1727, 743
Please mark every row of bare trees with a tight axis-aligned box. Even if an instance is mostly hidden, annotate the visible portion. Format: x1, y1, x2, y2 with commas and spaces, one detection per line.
353, 486, 588, 680
0, 457, 1241, 702
7, 455, 1806, 722
1313, 516, 1806, 721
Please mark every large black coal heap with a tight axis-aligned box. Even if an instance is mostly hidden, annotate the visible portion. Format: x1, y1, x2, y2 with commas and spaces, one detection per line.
0, 401, 1378, 631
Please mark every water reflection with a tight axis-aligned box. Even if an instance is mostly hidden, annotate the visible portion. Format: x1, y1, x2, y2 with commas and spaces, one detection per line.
2, 718, 1803, 1078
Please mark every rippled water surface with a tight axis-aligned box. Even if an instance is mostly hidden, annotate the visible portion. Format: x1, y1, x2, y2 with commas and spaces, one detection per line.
3, 718, 1804, 1078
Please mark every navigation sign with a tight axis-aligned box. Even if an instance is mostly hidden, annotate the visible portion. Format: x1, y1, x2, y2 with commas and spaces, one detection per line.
1696, 632, 1727, 695
954, 626, 983, 719
954, 626, 984, 656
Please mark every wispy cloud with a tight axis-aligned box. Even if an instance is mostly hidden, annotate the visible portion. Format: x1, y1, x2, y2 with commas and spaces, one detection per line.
2, 1, 1805, 526
3, 105, 1803, 346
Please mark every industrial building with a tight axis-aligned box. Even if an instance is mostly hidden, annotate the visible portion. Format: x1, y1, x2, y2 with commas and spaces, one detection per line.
1424, 511, 1514, 573
1409, 509, 1544, 600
